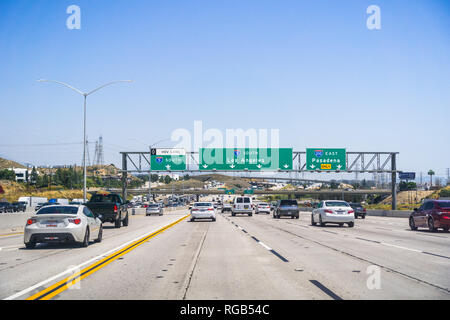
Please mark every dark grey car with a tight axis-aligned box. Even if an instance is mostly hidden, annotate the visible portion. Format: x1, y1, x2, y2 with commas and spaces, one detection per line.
273, 199, 299, 219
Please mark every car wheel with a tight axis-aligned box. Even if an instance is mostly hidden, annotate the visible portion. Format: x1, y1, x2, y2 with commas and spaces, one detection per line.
115, 215, 121, 228
348, 222, 354, 228
212, 218, 216, 222
428, 218, 437, 232
319, 215, 325, 227
409, 217, 418, 231
443, 227, 449, 232
248, 213, 252, 216
311, 215, 316, 226
339, 223, 344, 227
122, 214, 129, 227
80, 228, 90, 247
190, 218, 195, 222
361, 215, 366, 219
95, 225, 103, 243
25, 242, 36, 249
231, 213, 235, 217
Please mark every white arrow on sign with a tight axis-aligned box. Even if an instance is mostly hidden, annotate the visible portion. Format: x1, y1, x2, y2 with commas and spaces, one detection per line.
283, 164, 289, 169
257, 164, 262, 169
310, 164, 315, 169
230, 164, 235, 169
337, 164, 342, 170
166, 164, 171, 170
202, 164, 208, 168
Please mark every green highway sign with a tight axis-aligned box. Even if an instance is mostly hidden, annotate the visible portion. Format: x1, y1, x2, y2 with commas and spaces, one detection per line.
199, 148, 293, 171
225, 189, 235, 194
150, 148, 186, 171
243, 189, 254, 194
306, 148, 346, 171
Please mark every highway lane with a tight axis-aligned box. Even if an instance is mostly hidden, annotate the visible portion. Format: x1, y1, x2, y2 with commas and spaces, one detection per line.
0, 208, 188, 300
1, 208, 449, 300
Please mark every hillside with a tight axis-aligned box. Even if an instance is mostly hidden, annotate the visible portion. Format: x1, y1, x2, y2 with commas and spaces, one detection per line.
0, 157, 25, 169
0, 179, 87, 203
191, 174, 251, 189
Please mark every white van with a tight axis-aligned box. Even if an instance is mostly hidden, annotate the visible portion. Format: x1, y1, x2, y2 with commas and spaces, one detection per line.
18, 196, 48, 209
232, 196, 253, 217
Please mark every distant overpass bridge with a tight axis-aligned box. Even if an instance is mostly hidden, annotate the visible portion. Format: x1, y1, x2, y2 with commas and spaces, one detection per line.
109, 188, 391, 201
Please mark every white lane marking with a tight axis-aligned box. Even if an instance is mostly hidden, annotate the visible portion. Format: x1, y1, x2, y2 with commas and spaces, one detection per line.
3, 215, 185, 301
380, 242, 422, 253
258, 241, 272, 251
238, 226, 243, 230
0, 245, 23, 250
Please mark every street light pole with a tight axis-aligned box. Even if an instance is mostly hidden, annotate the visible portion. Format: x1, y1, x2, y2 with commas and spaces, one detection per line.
37, 79, 132, 203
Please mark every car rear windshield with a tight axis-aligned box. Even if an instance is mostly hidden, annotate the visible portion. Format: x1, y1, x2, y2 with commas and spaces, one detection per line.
37, 206, 78, 214
258, 203, 268, 206
436, 202, 450, 208
325, 201, 349, 207
90, 194, 117, 203
280, 200, 298, 206
350, 203, 363, 208
148, 204, 159, 208
195, 203, 212, 207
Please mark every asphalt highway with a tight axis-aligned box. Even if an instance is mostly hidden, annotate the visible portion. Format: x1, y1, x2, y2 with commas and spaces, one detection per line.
0, 208, 449, 300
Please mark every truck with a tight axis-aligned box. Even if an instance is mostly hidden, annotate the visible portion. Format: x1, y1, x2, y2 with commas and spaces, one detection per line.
18, 196, 48, 209
85, 192, 129, 228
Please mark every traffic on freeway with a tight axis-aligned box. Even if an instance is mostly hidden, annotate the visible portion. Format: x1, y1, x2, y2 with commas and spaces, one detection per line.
0, 196, 449, 302
1, 0, 449, 316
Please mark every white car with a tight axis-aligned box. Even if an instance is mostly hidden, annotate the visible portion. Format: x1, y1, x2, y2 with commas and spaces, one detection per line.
24, 205, 103, 248
256, 202, 270, 214
311, 200, 355, 227
190, 202, 216, 222
232, 196, 253, 216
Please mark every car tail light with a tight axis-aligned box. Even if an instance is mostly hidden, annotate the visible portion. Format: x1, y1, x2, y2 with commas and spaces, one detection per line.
325, 209, 333, 213
26, 219, 36, 225
192, 208, 198, 211
114, 204, 118, 212
348, 210, 354, 214
69, 218, 81, 225
363, 208, 366, 212
439, 213, 450, 219
208, 208, 214, 211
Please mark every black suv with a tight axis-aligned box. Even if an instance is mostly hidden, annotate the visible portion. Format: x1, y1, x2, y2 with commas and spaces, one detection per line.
0, 202, 13, 213
349, 203, 366, 219
12, 202, 26, 212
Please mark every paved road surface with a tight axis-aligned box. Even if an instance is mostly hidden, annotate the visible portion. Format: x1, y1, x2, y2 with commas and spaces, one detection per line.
0, 208, 449, 300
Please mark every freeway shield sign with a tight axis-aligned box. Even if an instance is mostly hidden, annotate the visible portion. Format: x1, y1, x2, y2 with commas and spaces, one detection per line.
306, 148, 346, 171
150, 148, 186, 171
199, 148, 293, 171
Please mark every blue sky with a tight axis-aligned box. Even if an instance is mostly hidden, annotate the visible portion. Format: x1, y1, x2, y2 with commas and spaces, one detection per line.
0, 0, 449, 179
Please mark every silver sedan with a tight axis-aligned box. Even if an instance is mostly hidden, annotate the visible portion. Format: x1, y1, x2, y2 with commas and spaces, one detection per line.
24, 205, 103, 248
146, 203, 163, 216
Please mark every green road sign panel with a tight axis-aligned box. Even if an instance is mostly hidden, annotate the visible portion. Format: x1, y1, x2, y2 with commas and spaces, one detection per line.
225, 189, 235, 194
150, 148, 186, 171
306, 148, 346, 171
199, 148, 293, 171
243, 189, 254, 194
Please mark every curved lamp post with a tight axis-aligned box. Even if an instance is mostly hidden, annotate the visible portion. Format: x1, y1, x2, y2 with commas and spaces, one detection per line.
37, 79, 133, 203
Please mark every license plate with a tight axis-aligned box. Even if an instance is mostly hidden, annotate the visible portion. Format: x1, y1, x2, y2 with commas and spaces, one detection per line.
45, 237, 58, 240
244, 205, 249, 209
47, 225, 57, 227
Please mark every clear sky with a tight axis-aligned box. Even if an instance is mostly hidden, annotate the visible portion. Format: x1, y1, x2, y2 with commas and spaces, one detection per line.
0, 0, 449, 179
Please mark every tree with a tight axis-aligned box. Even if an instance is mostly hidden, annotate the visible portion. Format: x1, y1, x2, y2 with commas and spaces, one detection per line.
0, 169, 16, 181
30, 167, 38, 185
428, 170, 435, 187
164, 175, 172, 184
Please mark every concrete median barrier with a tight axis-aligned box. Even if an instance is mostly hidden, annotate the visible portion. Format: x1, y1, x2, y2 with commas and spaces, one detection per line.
366, 209, 411, 218
0, 212, 35, 233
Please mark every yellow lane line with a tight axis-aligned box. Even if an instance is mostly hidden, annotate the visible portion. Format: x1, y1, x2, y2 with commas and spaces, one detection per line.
26, 214, 189, 300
